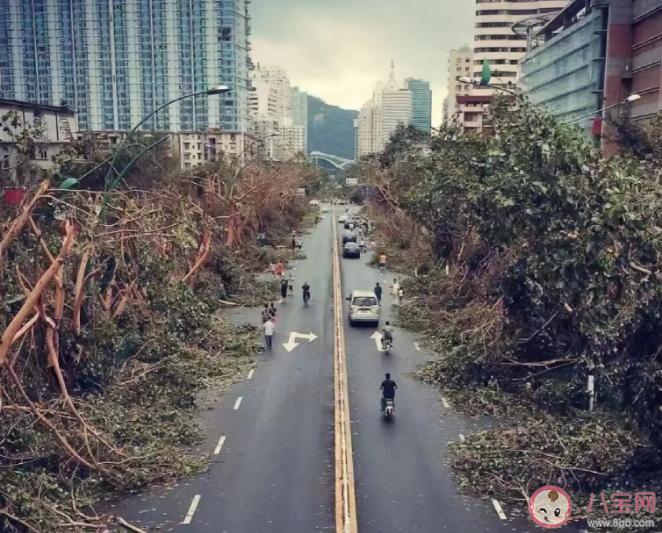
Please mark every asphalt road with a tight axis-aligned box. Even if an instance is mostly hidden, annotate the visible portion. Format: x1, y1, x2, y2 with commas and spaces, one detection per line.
338, 209, 541, 533
108, 214, 337, 532
108, 206, 547, 533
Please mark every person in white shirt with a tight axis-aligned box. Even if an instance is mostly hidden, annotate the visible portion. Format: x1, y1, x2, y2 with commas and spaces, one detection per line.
391, 279, 400, 297
263, 317, 275, 351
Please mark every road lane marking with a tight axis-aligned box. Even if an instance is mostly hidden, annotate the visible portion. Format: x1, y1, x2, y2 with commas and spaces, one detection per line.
233, 397, 243, 410
283, 331, 318, 352
370, 331, 384, 352
459, 434, 466, 442
441, 397, 450, 409
332, 215, 358, 533
414, 342, 421, 351
247, 369, 254, 380
182, 495, 201, 524
213, 435, 226, 455
492, 499, 507, 520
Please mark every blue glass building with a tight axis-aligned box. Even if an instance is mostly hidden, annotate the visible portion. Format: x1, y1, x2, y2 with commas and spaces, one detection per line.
405, 78, 432, 133
0, 0, 252, 132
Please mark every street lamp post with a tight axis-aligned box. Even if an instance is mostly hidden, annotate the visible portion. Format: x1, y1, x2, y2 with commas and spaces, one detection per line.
564, 94, 641, 125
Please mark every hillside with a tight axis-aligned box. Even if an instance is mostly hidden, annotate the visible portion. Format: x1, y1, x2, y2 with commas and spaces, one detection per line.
308, 95, 358, 160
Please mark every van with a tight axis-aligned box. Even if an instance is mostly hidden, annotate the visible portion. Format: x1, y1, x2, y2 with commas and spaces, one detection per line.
346, 290, 380, 327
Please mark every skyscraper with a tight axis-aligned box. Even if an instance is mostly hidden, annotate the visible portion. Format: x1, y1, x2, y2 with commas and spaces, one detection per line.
381, 63, 412, 145
0, 0, 253, 132
472, 0, 567, 96
405, 78, 432, 133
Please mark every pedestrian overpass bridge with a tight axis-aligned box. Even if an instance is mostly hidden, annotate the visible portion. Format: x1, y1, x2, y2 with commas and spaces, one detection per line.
309, 151, 355, 169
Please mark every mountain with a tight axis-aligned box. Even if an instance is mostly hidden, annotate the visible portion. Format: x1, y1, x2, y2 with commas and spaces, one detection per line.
308, 96, 358, 160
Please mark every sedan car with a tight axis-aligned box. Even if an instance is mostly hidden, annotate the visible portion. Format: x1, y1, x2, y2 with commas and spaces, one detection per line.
342, 231, 357, 244
342, 242, 361, 258
338, 215, 348, 223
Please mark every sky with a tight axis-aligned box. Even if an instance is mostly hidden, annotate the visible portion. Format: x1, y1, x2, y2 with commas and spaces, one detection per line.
251, 0, 474, 127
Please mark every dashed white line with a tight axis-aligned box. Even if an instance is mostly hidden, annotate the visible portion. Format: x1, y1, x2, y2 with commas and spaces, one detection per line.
414, 342, 421, 351
213, 435, 226, 455
233, 396, 243, 410
247, 369, 255, 380
492, 499, 507, 520
459, 434, 466, 442
441, 397, 450, 409
182, 495, 201, 524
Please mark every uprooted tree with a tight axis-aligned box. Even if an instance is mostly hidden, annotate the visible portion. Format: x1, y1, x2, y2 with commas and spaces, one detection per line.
0, 146, 319, 532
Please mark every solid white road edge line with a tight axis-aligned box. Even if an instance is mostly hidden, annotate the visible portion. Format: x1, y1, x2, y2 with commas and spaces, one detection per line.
492, 499, 507, 520
441, 397, 450, 409
247, 369, 254, 380
233, 397, 243, 410
182, 495, 201, 524
459, 434, 466, 442
213, 435, 226, 455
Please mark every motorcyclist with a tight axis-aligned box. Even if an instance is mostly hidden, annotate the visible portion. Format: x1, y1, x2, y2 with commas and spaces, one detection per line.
302, 282, 311, 303
381, 321, 393, 349
380, 372, 397, 412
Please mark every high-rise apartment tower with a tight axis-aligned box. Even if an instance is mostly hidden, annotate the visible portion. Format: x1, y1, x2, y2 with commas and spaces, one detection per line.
0, 0, 253, 132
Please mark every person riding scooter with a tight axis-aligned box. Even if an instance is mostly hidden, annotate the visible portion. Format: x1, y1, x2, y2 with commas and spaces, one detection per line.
381, 321, 393, 350
380, 373, 397, 412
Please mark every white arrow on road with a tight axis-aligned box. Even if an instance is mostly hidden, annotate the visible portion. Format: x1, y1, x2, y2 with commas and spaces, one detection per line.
371, 331, 385, 352
283, 331, 318, 352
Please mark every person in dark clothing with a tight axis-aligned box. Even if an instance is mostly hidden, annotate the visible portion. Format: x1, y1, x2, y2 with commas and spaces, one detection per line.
302, 282, 311, 304
280, 278, 289, 298
261, 304, 270, 323
269, 302, 278, 320
374, 282, 383, 305
380, 373, 398, 412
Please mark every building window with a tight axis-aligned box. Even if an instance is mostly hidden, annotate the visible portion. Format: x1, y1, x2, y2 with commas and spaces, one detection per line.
35, 147, 48, 160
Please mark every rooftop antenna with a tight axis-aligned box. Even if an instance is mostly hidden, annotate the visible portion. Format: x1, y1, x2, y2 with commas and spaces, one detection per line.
388, 60, 396, 87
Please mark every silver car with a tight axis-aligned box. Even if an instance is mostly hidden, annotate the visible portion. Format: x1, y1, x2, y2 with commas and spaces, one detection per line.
346, 290, 380, 327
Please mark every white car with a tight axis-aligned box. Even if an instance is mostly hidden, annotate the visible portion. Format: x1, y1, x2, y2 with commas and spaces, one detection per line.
338, 215, 348, 223
346, 290, 380, 327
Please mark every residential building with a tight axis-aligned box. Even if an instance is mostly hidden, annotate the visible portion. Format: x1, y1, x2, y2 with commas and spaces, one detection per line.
472, 0, 568, 97
0, 99, 78, 185
281, 118, 307, 159
520, 0, 662, 153
444, 47, 474, 124
353, 119, 359, 159
456, 94, 494, 133
256, 65, 291, 120
405, 78, 432, 133
0, 0, 252, 133
81, 129, 259, 169
288, 86, 308, 155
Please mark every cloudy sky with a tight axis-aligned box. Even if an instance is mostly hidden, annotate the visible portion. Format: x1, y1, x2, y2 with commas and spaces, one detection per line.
251, 0, 474, 126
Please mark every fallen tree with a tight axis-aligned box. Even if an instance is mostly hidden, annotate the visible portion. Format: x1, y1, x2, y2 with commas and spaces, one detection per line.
363, 102, 662, 525
0, 151, 318, 531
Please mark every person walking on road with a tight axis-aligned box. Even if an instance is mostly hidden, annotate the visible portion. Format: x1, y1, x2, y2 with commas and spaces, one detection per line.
398, 286, 404, 304
261, 304, 270, 323
374, 282, 383, 305
288, 272, 294, 294
275, 261, 284, 279
269, 302, 278, 322
378, 253, 387, 274
263, 317, 275, 351
280, 277, 289, 299
391, 279, 400, 297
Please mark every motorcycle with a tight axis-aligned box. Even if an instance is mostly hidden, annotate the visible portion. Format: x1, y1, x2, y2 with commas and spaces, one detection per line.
382, 337, 392, 356
383, 398, 395, 421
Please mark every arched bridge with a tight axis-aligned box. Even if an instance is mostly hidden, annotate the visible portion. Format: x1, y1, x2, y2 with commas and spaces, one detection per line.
309, 151, 355, 169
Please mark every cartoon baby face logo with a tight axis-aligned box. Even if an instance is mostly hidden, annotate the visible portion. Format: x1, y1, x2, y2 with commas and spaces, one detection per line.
529, 486, 572, 528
